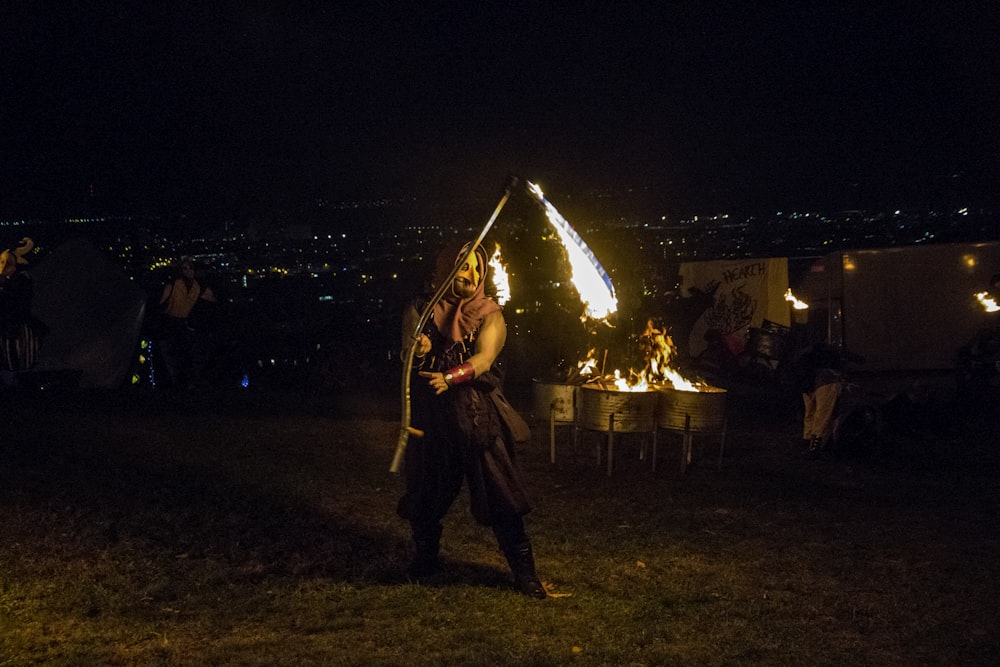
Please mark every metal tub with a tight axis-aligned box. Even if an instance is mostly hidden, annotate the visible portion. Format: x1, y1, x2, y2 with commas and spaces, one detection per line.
576, 384, 658, 433
531, 381, 577, 423
655, 385, 728, 433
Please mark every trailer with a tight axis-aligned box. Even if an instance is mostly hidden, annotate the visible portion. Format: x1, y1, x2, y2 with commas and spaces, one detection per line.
794, 241, 1000, 371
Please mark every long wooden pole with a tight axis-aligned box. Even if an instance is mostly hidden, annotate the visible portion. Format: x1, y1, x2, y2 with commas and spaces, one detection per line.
390, 181, 516, 473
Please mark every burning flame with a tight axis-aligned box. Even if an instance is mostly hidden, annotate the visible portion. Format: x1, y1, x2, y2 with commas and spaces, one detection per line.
784, 288, 809, 310
489, 243, 511, 306
640, 320, 698, 391
576, 320, 706, 393
613, 369, 647, 392
975, 291, 999, 313
577, 350, 598, 377
525, 181, 617, 321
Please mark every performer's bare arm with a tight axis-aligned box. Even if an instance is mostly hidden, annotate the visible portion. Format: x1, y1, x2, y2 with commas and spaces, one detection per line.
420, 311, 505, 395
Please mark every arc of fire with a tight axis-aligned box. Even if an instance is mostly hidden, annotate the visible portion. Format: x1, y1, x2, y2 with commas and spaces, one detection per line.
525, 181, 617, 321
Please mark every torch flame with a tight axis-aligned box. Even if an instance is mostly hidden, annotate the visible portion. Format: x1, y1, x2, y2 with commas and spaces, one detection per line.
975, 291, 999, 313
489, 243, 511, 306
525, 181, 617, 321
784, 288, 809, 310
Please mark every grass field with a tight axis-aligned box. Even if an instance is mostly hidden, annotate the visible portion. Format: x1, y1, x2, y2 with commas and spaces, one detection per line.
1, 379, 998, 666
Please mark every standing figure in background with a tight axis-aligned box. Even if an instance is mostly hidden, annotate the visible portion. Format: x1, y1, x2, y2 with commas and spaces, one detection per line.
0, 238, 44, 372
795, 342, 845, 458
397, 242, 545, 598
158, 257, 217, 389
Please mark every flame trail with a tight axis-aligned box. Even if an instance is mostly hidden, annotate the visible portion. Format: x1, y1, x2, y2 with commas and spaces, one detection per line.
489, 243, 511, 306
526, 181, 617, 321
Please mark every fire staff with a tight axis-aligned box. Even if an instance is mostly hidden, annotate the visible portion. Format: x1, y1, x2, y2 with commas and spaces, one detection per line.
396, 241, 546, 599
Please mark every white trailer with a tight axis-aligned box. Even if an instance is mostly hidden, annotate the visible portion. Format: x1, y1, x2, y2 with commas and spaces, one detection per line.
795, 241, 1000, 370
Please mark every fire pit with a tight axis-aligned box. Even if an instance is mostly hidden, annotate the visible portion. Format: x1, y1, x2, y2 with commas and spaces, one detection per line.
576, 383, 658, 476
577, 384, 658, 432
655, 385, 728, 433
531, 381, 577, 423
654, 385, 728, 473
532, 381, 578, 463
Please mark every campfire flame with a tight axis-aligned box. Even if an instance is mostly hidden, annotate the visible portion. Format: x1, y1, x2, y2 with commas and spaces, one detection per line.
576, 320, 707, 393
525, 181, 617, 321
577, 351, 598, 377
975, 291, 999, 313
613, 369, 648, 392
489, 243, 510, 306
784, 288, 809, 310
640, 320, 699, 391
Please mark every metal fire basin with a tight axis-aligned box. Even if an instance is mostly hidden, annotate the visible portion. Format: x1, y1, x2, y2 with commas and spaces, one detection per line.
655, 385, 728, 433
577, 384, 659, 476
577, 384, 658, 433
531, 381, 577, 423
654, 384, 728, 474
532, 381, 579, 464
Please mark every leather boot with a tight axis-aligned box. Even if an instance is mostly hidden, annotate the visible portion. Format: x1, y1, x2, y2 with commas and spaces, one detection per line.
407, 522, 442, 578
502, 541, 547, 599
806, 436, 823, 459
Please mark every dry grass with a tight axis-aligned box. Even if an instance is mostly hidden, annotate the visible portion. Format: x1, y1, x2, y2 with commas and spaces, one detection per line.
1, 380, 998, 666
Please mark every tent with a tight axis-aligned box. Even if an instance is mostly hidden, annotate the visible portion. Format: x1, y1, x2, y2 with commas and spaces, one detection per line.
29, 236, 147, 388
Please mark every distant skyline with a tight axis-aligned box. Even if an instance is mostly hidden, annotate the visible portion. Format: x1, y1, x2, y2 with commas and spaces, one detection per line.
3, 3, 999, 220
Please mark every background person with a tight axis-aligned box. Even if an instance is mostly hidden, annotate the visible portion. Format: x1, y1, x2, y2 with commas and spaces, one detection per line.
158, 257, 217, 389
0, 238, 45, 373
794, 342, 845, 458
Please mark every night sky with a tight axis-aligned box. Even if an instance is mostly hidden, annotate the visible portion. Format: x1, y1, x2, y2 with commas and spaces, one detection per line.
3, 2, 999, 219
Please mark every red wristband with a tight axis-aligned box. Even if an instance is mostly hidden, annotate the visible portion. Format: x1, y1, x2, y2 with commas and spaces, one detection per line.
444, 362, 474, 386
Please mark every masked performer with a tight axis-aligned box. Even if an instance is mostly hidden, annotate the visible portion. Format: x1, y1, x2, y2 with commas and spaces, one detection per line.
397, 242, 545, 598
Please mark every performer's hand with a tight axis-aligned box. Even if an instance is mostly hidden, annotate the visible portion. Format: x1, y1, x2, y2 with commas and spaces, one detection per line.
419, 371, 450, 395
413, 334, 431, 358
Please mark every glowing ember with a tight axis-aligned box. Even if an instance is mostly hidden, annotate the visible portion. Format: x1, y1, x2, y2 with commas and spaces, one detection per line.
489, 243, 511, 306
784, 288, 809, 310
975, 291, 1000, 313
525, 181, 618, 321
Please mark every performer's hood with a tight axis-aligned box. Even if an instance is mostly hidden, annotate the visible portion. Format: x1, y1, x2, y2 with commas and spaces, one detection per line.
432, 242, 500, 343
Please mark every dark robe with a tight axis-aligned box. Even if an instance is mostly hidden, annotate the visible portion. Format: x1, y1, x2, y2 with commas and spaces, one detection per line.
396, 297, 532, 527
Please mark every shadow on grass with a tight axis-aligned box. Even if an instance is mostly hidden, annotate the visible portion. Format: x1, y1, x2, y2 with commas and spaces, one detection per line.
1, 388, 414, 589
